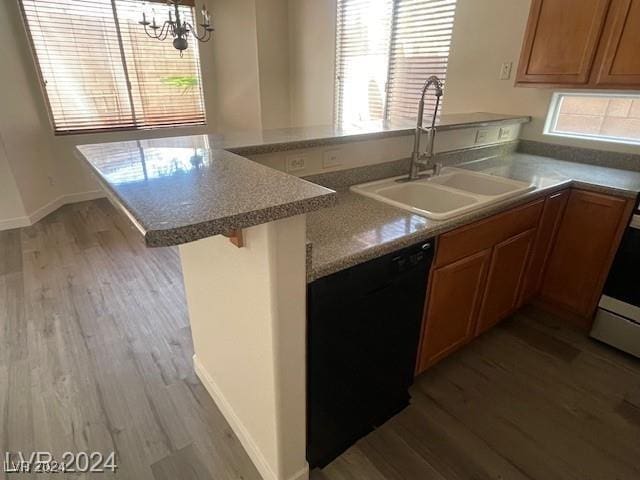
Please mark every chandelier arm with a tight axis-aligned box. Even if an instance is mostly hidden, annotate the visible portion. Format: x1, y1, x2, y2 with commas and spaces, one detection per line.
159, 21, 173, 41
143, 23, 162, 40
188, 22, 212, 41
188, 22, 203, 41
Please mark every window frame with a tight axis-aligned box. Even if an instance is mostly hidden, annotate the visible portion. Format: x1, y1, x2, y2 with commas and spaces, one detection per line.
19, 0, 207, 136
544, 91, 640, 147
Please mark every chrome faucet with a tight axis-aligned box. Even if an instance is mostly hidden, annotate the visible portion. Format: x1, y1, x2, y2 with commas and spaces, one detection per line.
407, 75, 444, 181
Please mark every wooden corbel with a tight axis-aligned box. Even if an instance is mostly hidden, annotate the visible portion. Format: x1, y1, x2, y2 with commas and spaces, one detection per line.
223, 229, 244, 248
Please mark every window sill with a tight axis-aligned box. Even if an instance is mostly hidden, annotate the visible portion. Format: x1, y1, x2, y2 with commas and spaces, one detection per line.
543, 131, 640, 148
53, 121, 207, 137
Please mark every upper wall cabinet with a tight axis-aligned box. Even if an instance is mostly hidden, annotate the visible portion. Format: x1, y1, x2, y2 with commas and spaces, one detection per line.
516, 0, 640, 88
593, 0, 640, 86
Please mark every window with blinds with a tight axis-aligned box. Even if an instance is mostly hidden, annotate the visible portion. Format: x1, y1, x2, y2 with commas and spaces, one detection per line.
335, 0, 392, 126
335, 0, 457, 126
20, 0, 206, 134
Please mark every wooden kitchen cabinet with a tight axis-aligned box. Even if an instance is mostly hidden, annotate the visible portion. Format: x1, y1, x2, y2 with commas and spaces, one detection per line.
520, 189, 570, 304
516, 0, 640, 88
417, 200, 543, 373
476, 228, 536, 335
417, 188, 633, 373
517, 0, 611, 85
593, 0, 640, 86
417, 249, 490, 372
539, 189, 634, 326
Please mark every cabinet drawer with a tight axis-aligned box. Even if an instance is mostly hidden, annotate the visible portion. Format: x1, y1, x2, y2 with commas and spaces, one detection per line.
435, 200, 544, 268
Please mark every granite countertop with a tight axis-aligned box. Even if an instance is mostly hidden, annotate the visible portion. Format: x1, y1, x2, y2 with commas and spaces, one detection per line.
215, 113, 531, 155
306, 153, 640, 282
77, 136, 334, 247
75, 113, 529, 247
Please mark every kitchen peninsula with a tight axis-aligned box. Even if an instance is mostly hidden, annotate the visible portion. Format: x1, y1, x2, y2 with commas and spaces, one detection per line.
76, 112, 640, 480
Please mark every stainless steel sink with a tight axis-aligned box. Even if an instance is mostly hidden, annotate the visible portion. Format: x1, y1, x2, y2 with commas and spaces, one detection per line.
350, 167, 535, 220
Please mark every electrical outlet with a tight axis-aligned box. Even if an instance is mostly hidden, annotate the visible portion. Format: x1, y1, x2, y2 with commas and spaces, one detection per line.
47, 176, 55, 187
498, 127, 512, 140
322, 149, 342, 169
500, 62, 513, 80
286, 154, 307, 172
475, 129, 491, 144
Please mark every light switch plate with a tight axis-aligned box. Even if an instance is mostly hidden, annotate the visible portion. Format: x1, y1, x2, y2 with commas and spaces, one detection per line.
500, 62, 513, 80
286, 154, 307, 172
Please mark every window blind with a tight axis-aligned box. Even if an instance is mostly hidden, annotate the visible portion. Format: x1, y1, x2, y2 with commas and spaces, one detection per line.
335, 0, 393, 126
334, 0, 457, 126
386, 0, 456, 122
20, 0, 206, 134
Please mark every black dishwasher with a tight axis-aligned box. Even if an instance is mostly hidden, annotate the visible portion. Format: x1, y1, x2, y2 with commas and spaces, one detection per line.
307, 240, 434, 468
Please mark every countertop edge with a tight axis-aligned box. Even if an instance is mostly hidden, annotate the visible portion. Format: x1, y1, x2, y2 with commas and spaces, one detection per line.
143, 192, 336, 248
226, 129, 413, 156
75, 146, 337, 248
225, 116, 532, 156
435, 115, 531, 132
75, 148, 149, 237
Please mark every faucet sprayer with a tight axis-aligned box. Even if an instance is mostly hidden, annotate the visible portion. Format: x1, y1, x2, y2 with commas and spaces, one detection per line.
405, 75, 444, 181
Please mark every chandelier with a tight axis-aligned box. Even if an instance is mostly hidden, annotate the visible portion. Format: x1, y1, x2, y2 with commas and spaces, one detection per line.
139, 1, 213, 55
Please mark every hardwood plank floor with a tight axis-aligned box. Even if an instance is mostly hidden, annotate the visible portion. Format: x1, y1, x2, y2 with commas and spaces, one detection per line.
0, 200, 261, 480
1, 199, 639, 479
321, 306, 640, 480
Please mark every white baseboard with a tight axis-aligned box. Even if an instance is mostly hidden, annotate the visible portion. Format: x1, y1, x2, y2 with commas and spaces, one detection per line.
0, 190, 105, 232
193, 355, 309, 480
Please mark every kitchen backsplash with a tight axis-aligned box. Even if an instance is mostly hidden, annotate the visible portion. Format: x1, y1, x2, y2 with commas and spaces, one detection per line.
518, 140, 640, 172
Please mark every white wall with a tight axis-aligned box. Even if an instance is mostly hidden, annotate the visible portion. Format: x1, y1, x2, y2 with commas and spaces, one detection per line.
210, 0, 263, 131
181, 216, 308, 480
256, 0, 292, 128
443, 0, 640, 155
0, 0, 61, 221
288, 0, 336, 126
0, 132, 27, 228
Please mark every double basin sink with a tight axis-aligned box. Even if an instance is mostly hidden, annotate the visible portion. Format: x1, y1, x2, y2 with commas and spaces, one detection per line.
350, 167, 535, 220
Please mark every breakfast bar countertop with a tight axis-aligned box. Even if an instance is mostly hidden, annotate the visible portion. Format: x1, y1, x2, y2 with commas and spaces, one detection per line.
305, 153, 640, 282
77, 136, 335, 247
216, 113, 531, 156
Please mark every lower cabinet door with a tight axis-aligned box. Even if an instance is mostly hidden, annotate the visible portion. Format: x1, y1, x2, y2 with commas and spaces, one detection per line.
417, 249, 491, 372
520, 189, 570, 304
476, 228, 536, 335
540, 189, 632, 320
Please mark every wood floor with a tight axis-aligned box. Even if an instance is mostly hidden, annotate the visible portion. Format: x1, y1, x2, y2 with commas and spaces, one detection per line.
0, 199, 261, 480
1, 199, 639, 480
317, 305, 640, 480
